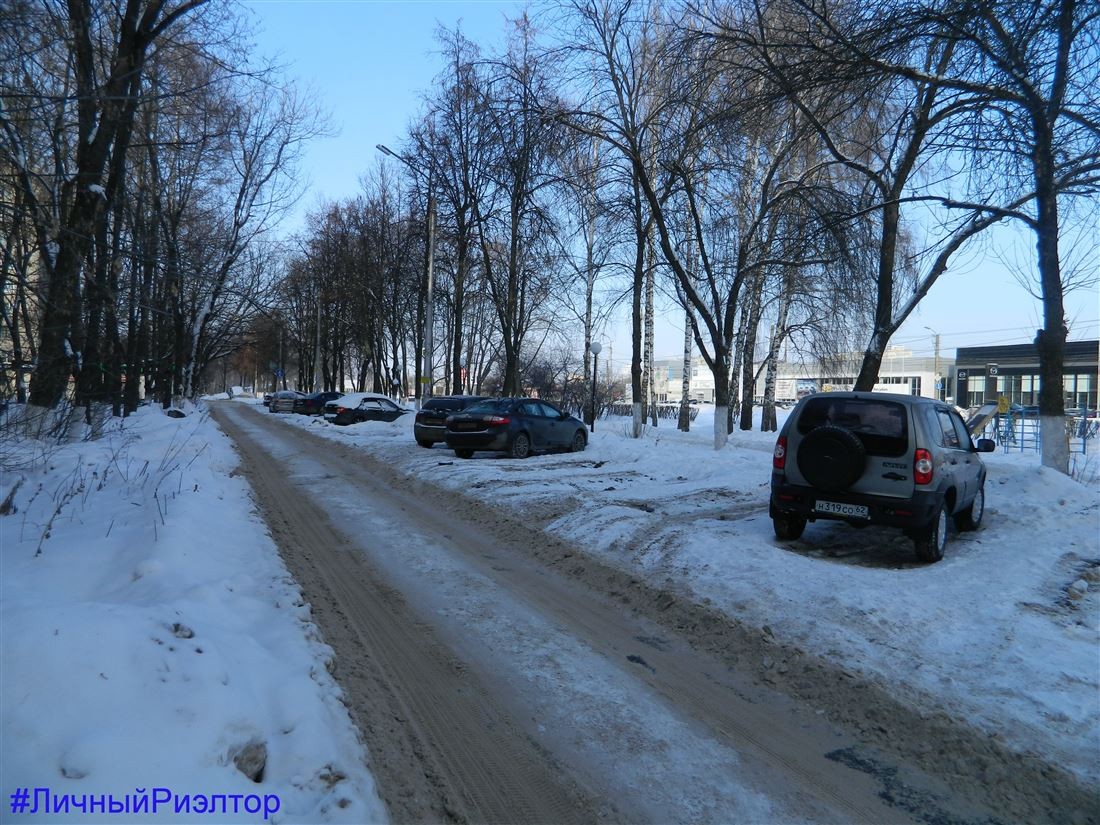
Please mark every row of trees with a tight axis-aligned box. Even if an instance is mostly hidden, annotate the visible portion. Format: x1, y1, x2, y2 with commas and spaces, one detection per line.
3, 1, 1096, 473
1, 0, 319, 433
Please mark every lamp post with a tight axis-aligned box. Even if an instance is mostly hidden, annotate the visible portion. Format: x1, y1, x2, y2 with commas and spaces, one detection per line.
313, 289, 322, 392
378, 143, 435, 410
589, 341, 602, 432
924, 325, 941, 400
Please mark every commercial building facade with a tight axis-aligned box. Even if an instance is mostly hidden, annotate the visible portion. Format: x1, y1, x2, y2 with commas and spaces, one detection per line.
643, 339, 1098, 412
953, 340, 1098, 411
647, 346, 950, 405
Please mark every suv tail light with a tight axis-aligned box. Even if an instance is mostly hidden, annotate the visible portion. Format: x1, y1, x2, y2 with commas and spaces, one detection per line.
914, 448, 933, 485
773, 436, 787, 470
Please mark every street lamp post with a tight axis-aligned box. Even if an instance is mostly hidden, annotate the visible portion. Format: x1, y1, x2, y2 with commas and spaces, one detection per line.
924, 326, 941, 400
313, 290, 322, 392
589, 341, 602, 432
378, 143, 435, 410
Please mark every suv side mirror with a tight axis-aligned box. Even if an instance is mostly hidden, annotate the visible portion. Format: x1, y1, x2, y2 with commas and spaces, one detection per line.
975, 438, 996, 453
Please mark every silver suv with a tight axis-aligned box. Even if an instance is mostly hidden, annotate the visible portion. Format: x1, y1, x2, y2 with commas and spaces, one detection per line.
770, 392, 996, 563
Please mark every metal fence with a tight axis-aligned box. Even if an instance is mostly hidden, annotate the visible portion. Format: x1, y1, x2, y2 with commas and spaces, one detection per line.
974, 410, 1098, 457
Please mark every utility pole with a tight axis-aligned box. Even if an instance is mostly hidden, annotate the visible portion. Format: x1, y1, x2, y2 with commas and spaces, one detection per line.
378, 143, 435, 409
925, 326, 941, 400
313, 291, 322, 392
423, 191, 436, 408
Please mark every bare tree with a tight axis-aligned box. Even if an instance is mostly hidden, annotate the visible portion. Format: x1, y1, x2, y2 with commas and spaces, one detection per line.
880, 0, 1100, 472
0, 0, 211, 412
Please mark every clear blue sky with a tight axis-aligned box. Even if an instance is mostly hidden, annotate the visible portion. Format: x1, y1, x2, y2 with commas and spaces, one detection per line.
244, 0, 1098, 365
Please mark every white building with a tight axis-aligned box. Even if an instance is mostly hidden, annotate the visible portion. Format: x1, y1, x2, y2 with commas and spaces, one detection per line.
641, 347, 950, 404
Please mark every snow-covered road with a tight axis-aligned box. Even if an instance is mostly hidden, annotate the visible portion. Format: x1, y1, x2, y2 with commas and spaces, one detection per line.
212, 400, 1087, 824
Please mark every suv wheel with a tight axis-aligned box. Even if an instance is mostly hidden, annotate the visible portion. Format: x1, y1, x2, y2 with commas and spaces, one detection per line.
914, 502, 949, 563
773, 514, 807, 540
954, 483, 985, 531
796, 425, 866, 492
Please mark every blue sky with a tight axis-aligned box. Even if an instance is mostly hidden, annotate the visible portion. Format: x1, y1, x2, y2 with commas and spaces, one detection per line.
244, 0, 1098, 364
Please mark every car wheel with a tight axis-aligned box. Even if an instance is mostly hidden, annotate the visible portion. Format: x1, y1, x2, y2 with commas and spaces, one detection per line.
509, 433, 531, 459
913, 502, 949, 563
796, 425, 866, 492
455, 449, 474, 459
570, 430, 586, 453
772, 514, 806, 540
954, 483, 985, 531
416, 440, 433, 448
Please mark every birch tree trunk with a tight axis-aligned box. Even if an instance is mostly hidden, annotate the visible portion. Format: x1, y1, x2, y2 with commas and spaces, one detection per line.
761, 285, 791, 432
643, 233, 656, 426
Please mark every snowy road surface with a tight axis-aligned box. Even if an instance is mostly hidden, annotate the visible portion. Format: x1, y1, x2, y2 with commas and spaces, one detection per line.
211, 401, 1054, 824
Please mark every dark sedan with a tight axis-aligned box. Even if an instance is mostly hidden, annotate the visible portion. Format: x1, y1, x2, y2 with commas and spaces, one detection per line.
334, 395, 409, 426
414, 395, 488, 448
294, 391, 341, 416
444, 397, 588, 459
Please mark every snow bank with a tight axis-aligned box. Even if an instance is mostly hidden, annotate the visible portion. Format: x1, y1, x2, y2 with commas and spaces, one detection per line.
0, 406, 386, 823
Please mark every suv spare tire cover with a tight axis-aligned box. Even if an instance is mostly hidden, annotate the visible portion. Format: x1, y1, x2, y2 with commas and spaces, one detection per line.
796, 425, 867, 492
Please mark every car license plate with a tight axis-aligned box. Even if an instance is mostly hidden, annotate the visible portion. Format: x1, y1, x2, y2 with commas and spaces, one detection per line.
815, 500, 869, 518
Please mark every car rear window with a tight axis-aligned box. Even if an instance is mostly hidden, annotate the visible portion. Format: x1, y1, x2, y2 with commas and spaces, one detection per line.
797, 397, 909, 457
424, 397, 481, 411
463, 399, 512, 415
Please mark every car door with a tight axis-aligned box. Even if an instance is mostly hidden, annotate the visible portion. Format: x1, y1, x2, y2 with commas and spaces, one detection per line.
376, 399, 404, 422
539, 401, 567, 448
518, 402, 548, 448
934, 408, 967, 509
357, 399, 383, 422
949, 409, 980, 506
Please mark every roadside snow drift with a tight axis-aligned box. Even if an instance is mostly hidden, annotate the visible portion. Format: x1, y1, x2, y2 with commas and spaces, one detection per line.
0, 406, 386, 823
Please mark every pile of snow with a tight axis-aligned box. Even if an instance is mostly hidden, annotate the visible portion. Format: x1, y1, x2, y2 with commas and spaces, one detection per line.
270, 400, 1100, 784
0, 406, 386, 823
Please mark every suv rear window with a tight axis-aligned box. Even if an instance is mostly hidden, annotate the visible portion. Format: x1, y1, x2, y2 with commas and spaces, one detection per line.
423, 398, 457, 411
425, 396, 485, 412
797, 397, 909, 457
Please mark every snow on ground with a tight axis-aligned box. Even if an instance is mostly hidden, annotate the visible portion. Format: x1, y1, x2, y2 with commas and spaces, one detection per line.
2, 396, 1097, 824
263, 397, 1100, 786
0, 405, 387, 823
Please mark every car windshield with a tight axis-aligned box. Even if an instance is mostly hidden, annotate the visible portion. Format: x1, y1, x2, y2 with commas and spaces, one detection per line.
462, 399, 512, 415
797, 397, 909, 457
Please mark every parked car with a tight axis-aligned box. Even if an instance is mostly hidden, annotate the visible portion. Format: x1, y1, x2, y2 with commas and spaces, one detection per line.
294, 391, 341, 416
262, 392, 273, 407
333, 395, 409, 426
269, 390, 304, 413
444, 397, 588, 459
414, 395, 488, 448
770, 391, 995, 563
323, 392, 397, 423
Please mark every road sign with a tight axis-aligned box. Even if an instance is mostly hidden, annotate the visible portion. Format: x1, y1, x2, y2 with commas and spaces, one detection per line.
274, 368, 284, 378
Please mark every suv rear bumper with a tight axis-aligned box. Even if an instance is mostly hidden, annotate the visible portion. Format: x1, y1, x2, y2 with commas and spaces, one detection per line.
770, 477, 943, 530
